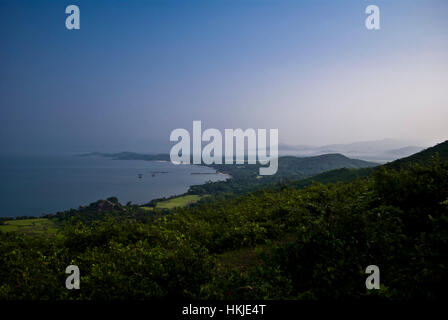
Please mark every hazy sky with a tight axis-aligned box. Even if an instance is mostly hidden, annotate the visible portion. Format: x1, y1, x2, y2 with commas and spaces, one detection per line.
1, 0, 447, 154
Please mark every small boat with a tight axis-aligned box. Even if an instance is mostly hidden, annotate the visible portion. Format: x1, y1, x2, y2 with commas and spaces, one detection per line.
138, 174, 143, 179
152, 173, 156, 177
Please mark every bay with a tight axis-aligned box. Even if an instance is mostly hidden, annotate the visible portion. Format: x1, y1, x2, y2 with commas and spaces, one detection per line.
0, 155, 228, 217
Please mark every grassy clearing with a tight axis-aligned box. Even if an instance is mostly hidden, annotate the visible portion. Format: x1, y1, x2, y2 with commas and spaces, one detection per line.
0, 218, 60, 236
155, 195, 203, 209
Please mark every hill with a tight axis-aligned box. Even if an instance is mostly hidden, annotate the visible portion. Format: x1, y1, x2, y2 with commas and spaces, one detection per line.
189, 153, 377, 195
212, 153, 376, 178
289, 140, 448, 190
386, 140, 448, 169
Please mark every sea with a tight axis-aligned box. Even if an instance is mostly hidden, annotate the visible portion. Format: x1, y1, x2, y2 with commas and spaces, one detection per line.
0, 154, 228, 218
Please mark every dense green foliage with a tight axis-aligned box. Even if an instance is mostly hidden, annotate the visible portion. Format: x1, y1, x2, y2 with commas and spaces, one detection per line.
1, 155, 447, 300
387, 140, 448, 170
48, 196, 164, 226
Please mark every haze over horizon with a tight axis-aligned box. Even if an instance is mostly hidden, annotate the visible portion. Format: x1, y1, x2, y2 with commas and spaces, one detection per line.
1, 0, 447, 155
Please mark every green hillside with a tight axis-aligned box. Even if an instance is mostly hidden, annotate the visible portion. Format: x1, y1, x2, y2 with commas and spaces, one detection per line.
210, 153, 377, 180
1, 155, 446, 300
387, 140, 448, 169
288, 167, 374, 189
287, 140, 448, 191
1, 141, 447, 300
189, 153, 377, 195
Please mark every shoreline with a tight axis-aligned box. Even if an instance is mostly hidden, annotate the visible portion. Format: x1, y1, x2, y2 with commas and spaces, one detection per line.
1, 155, 232, 220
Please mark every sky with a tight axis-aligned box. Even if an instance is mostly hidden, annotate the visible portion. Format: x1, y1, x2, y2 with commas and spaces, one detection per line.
0, 0, 447, 154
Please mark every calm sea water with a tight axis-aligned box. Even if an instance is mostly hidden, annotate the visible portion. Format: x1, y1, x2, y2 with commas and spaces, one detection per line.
0, 155, 228, 217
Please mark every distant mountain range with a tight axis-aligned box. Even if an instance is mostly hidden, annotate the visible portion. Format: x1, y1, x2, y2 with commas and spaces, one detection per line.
80, 138, 427, 164
288, 139, 448, 189
278, 139, 426, 162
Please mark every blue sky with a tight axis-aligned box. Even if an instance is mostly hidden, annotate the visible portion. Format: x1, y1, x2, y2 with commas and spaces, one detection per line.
1, 0, 447, 154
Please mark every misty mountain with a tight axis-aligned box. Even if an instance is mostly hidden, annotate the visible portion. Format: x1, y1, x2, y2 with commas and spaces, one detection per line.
278, 139, 425, 162
386, 140, 448, 169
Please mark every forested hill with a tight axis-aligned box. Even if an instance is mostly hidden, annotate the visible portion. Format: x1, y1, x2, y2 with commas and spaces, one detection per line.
386, 140, 448, 169
268, 153, 375, 173
285, 140, 448, 190
213, 153, 376, 177
189, 154, 377, 195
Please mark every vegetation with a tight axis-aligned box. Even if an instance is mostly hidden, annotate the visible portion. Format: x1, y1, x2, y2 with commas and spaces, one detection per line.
155, 195, 203, 209
0, 218, 60, 236
0, 141, 446, 300
387, 140, 448, 170
188, 153, 377, 196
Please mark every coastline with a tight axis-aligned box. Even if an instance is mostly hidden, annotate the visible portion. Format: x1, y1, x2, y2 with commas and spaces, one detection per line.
1, 154, 231, 219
